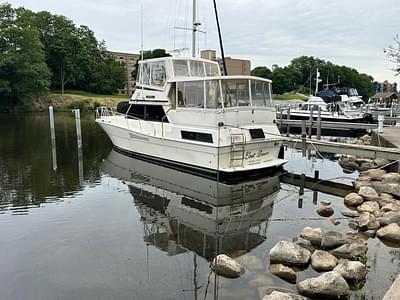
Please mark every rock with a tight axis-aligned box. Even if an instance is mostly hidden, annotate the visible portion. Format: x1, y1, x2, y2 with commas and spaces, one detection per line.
382, 203, 400, 212
358, 212, 380, 231
310, 250, 338, 271
262, 291, 309, 300
330, 243, 368, 259
357, 201, 381, 217
359, 162, 377, 171
377, 211, 400, 226
339, 160, 359, 171
292, 237, 314, 253
353, 180, 372, 191
374, 158, 390, 167
382, 172, 400, 184
387, 183, 400, 197
211, 254, 244, 278
360, 169, 386, 181
357, 175, 372, 181
344, 193, 364, 207
341, 211, 359, 218
320, 200, 331, 206
300, 227, 323, 247
321, 231, 347, 250
371, 182, 400, 198
348, 219, 359, 230
268, 264, 296, 283
317, 205, 334, 217
334, 261, 368, 282
377, 223, 400, 242
297, 271, 349, 298
358, 186, 379, 201
345, 231, 369, 243
357, 158, 374, 165
381, 193, 395, 201
269, 241, 311, 267
329, 218, 341, 226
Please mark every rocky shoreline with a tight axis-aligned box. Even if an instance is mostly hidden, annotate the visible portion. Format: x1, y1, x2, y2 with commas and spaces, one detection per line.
211, 135, 400, 299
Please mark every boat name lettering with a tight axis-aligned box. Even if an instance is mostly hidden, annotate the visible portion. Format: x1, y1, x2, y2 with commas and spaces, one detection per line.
244, 150, 269, 159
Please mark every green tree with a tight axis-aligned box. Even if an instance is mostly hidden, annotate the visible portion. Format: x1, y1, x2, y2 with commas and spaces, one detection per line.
251, 66, 272, 79
0, 4, 50, 108
271, 66, 302, 95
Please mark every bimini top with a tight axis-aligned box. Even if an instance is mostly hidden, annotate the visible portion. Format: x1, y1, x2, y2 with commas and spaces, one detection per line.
136, 57, 222, 90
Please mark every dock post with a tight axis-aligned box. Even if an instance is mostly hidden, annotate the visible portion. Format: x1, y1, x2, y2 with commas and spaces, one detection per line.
73, 109, 84, 185
48, 106, 57, 171
313, 170, 319, 205
316, 107, 322, 140
378, 115, 384, 134
298, 173, 305, 208
308, 107, 313, 138
301, 120, 307, 157
286, 107, 291, 137
279, 107, 283, 131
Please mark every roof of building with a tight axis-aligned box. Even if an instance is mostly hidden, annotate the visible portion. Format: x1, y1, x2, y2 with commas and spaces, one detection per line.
371, 92, 398, 99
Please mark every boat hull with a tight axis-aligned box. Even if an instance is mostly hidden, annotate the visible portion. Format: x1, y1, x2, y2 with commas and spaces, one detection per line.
97, 120, 286, 181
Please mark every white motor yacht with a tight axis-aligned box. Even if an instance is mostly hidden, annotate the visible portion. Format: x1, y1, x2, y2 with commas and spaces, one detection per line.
96, 56, 286, 178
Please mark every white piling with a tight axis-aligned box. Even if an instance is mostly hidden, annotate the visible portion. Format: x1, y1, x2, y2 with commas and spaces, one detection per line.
378, 115, 384, 134
73, 109, 84, 185
49, 106, 57, 171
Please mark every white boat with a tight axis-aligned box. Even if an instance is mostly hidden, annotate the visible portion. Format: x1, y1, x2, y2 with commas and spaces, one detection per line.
96, 57, 285, 178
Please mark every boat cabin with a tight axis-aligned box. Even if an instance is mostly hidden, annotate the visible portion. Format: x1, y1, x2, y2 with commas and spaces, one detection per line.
133, 57, 272, 107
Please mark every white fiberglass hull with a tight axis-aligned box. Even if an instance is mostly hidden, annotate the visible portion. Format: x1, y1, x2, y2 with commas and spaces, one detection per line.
97, 118, 285, 176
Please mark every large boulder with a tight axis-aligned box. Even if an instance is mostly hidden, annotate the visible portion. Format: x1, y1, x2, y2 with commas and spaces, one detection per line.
358, 186, 379, 201
334, 261, 368, 282
382, 173, 400, 184
262, 291, 310, 300
268, 264, 296, 283
353, 179, 372, 191
382, 203, 400, 212
310, 250, 338, 271
360, 169, 386, 181
371, 182, 400, 198
320, 231, 348, 250
357, 201, 381, 217
211, 254, 244, 278
269, 241, 311, 267
359, 162, 377, 171
297, 271, 349, 298
344, 193, 364, 207
358, 212, 380, 231
377, 223, 400, 243
377, 211, 400, 226
339, 159, 359, 172
300, 227, 323, 247
330, 243, 368, 259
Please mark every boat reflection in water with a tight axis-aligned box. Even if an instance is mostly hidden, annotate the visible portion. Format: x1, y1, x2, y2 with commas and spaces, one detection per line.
101, 149, 281, 261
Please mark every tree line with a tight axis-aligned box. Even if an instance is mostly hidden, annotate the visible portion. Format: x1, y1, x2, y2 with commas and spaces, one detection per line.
0, 3, 126, 108
251, 56, 375, 99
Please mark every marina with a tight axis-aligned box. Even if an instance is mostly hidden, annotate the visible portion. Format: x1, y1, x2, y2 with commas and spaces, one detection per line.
1, 112, 400, 299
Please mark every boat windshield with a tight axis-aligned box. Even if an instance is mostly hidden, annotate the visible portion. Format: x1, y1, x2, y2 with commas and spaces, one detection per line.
173, 60, 220, 77
176, 78, 272, 109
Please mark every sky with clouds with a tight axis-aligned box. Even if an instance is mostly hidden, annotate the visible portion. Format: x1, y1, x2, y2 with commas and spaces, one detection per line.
7, 0, 400, 85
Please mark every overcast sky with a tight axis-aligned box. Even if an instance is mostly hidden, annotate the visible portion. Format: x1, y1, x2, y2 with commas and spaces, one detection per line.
7, 0, 400, 85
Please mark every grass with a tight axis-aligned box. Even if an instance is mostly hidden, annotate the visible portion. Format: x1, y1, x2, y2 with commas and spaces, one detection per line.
32, 89, 130, 111
275, 93, 308, 101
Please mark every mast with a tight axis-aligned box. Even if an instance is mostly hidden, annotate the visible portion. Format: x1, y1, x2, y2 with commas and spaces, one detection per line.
213, 0, 228, 75
315, 68, 320, 95
192, 0, 196, 57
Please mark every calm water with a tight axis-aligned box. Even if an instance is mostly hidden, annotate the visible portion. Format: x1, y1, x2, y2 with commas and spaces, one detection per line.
0, 112, 399, 300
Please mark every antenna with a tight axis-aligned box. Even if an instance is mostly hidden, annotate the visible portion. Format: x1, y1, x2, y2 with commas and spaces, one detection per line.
141, 2, 144, 100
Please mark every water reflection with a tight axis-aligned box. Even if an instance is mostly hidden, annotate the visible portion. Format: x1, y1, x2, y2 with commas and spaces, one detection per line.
0, 112, 111, 214
102, 149, 281, 261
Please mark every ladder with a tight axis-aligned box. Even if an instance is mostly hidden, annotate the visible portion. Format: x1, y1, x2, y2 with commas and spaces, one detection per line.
230, 132, 246, 167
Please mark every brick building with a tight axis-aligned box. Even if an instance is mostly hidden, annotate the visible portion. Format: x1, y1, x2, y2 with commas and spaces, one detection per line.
200, 50, 251, 76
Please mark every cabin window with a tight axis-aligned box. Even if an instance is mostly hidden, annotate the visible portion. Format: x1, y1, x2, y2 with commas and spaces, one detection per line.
126, 105, 168, 122
251, 80, 271, 107
141, 63, 151, 85
205, 62, 220, 76
173, 60, 190, 77
249, 128, 265, 139
181, 131, 213, 143
190, 61, 205, 77
177, 81, 204, 108
205, 80, 222, 109
222, 79, 250, 107
150, 61, 167, 86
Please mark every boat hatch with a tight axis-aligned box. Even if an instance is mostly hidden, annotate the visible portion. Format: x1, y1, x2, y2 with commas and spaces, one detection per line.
249, 129, 265, 139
